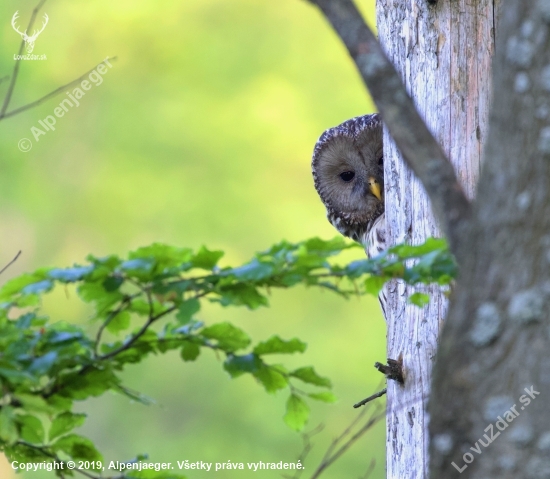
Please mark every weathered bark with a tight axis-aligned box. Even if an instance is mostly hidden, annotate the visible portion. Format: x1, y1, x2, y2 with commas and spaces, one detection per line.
377, 1, 496, 476
429, 2, 550, 477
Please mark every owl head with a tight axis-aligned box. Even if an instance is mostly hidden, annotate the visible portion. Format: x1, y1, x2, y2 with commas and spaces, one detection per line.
311, 114, 384, 244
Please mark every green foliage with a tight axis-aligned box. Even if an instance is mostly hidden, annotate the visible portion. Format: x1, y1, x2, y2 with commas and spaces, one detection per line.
408, 292, 431, 307
284, 394, 310, 431
345, 237, 456, 287
0, 236, 454, 478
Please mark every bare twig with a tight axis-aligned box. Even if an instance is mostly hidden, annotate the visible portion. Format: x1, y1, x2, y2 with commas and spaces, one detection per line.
0, 0, 117, 123
359, 458, 376, 479
1, 57, 117, 121
1, 0, 48, 118
326, 397, 377, 460
353, 388, 386, 409
290, 381, 387, 479
309, 405, 385, 479
284, 424, 325, 479
306, 0, 472, 255
0, 250, 22, 276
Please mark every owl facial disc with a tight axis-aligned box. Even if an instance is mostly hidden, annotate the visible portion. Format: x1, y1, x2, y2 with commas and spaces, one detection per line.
311, 113, 384, 243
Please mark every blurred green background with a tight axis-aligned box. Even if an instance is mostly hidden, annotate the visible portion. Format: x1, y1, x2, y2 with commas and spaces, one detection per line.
0, 0, 385, 477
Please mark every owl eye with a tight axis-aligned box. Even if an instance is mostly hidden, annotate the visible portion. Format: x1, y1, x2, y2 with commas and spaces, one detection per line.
339, 171, 355, 182
378, 156, 383, 166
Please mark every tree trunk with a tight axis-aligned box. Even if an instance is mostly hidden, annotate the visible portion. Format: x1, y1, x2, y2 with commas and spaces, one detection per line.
429, 1, 550, 476
376, 1, 497, 476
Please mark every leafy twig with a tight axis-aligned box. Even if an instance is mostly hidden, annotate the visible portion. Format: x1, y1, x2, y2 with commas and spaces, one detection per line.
15, 442, 98, 479
0, 237, 447, 473
16, 441, 158, 479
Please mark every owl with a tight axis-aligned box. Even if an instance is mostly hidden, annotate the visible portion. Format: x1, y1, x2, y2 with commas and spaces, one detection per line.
311, 113, 386, 314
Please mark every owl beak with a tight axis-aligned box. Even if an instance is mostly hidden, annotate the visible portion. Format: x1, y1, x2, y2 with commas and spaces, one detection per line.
368, 177, 383, 201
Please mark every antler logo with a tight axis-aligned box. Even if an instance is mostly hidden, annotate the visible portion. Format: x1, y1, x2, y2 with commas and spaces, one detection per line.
11, 11, 49, 54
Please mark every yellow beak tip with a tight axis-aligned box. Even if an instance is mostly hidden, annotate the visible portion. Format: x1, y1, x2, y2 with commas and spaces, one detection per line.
368, 177, 382, 201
